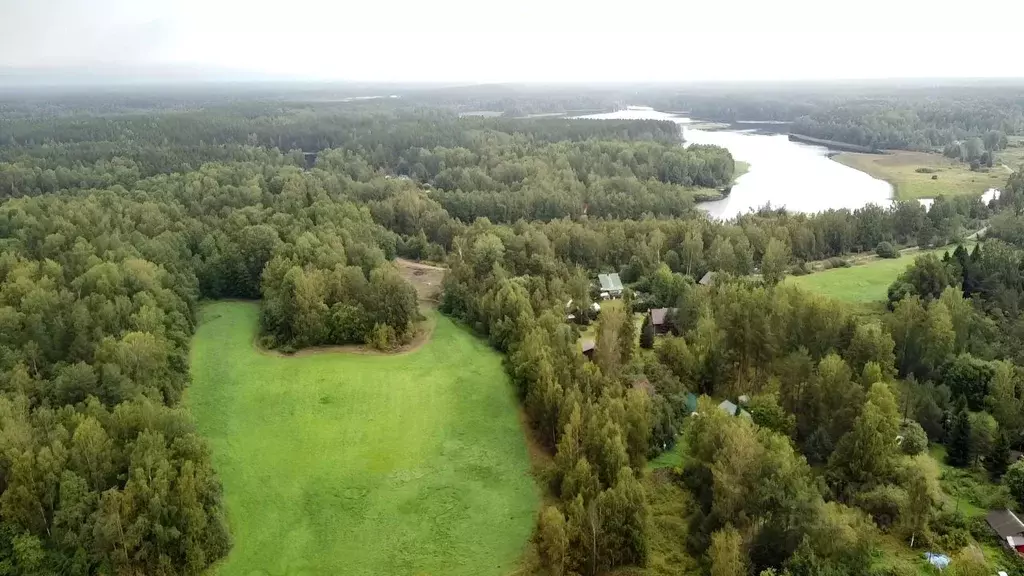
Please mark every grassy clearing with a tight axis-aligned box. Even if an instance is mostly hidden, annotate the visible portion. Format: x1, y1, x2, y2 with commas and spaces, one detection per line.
188, 301, 538, 576
787, 252, 924, 303
649, 450, 682, 471
395, 258, 446, 303
788, 244, 973, 304
639, 471, 699, 576
928, 445, 1010, 518
997, 139, 1024, 172
835, 150, 1008, 199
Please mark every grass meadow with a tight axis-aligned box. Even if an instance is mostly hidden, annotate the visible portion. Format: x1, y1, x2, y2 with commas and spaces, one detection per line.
787, 252, 924, 303
188, 301, 538, 576
788, 244, 973, 305
834, 150, 1008, 199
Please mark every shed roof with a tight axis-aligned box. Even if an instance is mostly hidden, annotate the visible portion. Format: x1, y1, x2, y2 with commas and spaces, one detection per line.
987, 509, 1024, 538
685, 393, 698, 413
698, 271, 716, 286
718, 400, 739, 416
598, 273, 623, 292
649, 308, 670, 326
581, 339, 596, 353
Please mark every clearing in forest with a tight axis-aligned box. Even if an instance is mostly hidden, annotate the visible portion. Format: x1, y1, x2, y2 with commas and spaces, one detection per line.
787, 253, 924, 303
787, 244, 972, 304
834, 150, 1007, 199
395, 257, 446, 303
187, 301, 538, 576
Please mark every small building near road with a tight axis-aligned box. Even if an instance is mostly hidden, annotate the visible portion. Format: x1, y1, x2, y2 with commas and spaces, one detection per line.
598, 273, 624, 298
986, 509, 1024, 554
648, 307, 675, 335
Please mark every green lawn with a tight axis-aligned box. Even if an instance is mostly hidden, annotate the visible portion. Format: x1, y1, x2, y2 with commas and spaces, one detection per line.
997, 139, 1024, 172
188, 301, 538, 576
787, 252, 923, 303
788, 244, 972, 304
649, 445, 683, 471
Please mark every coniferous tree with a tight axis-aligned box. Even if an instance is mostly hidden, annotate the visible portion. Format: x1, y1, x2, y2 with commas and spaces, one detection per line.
946, 396, 973, 467
639, 316, 655, 350
987, 432, 1012, 480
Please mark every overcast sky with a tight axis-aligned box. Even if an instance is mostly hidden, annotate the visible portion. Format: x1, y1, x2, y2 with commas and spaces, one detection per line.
2, 0, 1023, 83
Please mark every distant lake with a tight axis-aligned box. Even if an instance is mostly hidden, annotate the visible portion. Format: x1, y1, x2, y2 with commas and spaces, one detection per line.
577, 107, 894, 220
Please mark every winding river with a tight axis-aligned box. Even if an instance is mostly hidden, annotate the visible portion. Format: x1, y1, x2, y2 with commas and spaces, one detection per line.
579, 107, 894, 219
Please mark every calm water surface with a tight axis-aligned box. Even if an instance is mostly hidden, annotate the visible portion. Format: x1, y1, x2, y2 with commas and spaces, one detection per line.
579, 107, 894, 219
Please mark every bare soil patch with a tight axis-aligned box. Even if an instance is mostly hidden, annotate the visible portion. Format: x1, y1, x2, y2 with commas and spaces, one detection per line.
395, 258, 447, 303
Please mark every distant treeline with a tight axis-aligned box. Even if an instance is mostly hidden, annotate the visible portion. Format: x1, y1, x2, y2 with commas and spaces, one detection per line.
0, 103, 742, 222
655, 86, 1024, 151
786, 133, 878, 153
415, 84, 1024, 152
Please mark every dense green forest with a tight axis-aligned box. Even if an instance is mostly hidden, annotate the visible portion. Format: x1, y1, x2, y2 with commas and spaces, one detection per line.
2, 87, 1024, 575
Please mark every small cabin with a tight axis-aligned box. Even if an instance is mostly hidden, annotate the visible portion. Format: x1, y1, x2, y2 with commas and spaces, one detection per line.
647, 307, 675, 335
581, 339, 596, 360
598, 273, 624, 298
718, 399, 753, 420
986, 509, 1024, 555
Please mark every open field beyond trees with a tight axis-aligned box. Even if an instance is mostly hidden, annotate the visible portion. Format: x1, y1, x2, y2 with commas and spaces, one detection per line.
188, 302, 538, 576
788, 252, 925, 303
997, 137, 1024, 172
835, 150, 1008, 199
788, 245, 971, 303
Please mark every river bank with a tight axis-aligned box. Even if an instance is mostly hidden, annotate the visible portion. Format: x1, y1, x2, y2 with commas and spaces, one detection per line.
576, 106, 894, 219
788, 133, 881, 153
834, 151, 1009, 199
683, 126, 892, 219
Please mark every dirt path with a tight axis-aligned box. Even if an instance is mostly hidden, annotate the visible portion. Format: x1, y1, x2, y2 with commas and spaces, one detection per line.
395, 257, 447, 272
395, 258, 447, 303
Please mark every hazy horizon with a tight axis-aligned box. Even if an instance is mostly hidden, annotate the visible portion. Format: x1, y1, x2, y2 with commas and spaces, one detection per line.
3, 0, 1024, 85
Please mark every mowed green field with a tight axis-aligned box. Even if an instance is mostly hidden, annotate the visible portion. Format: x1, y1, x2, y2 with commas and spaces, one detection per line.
788, 245, 971, 304
188, 301, 538, 576
787, 255, 920, 303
